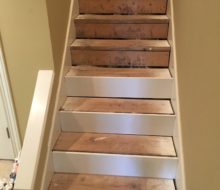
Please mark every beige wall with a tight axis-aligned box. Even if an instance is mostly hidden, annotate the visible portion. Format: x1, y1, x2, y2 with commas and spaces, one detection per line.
173, 0, 220, 189
46, 0, 72, 74
0, 0, 71, 188
0, 0, 54, 140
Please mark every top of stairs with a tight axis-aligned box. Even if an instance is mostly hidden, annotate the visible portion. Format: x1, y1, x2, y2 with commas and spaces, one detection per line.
79, 0, 168, 15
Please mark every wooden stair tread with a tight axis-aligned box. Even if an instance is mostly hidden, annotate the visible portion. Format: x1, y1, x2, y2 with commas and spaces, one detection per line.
75, 14, 169, 24
54, 132, 176, 157
71, 51, 169, 67
79, 0, 168, 15
67, 66, 171, 78
62, 97, 174, 115
75, 15, 169, 39
71, 39, 170, 51
49, 173, 176, 190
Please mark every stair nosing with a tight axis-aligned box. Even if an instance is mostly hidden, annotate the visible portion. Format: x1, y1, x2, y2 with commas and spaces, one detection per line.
60, 111, 175, 116
75, 14, 169, 24
66, 76, 173, 80
71, 39, 170, 51
65, 66, 172, 79
59, 110, 176, 116
53, 150, 178, 158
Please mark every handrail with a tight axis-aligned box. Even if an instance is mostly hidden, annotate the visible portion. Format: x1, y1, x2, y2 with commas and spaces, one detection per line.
14, 70, 54, 190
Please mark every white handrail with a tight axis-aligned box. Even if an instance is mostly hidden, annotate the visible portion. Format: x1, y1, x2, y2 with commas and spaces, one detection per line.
14, 70, 54, 190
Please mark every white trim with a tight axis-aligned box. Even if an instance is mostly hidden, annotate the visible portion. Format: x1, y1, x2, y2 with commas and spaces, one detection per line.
53, 151, 178, 179
40, 0, 79, 189
65, 76, 174, 98
14, 70, 54, 190
60, 111, 176, 136
0, 39, 21, 156
167, 0, 186, 189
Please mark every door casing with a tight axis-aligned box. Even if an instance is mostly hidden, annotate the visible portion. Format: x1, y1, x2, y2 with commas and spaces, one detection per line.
0, 38, 21, 158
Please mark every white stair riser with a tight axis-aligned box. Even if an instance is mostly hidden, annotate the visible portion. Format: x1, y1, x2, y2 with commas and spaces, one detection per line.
53, 152, 178, 179
60, 112, 175, 136
65, 77, 173, 98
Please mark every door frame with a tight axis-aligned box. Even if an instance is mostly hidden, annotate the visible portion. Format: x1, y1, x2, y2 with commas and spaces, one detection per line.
0, 38, 21, 157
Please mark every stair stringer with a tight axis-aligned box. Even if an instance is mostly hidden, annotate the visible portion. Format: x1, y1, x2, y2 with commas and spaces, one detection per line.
167, 0, 186, 189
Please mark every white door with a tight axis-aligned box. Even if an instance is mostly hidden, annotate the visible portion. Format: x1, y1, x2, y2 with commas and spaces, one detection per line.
0, 89, 14, 159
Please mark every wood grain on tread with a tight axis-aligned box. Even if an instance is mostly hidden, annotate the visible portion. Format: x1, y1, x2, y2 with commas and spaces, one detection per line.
71, 39, 170, 51
79, 0, 168, 14
67, 66, 171, 78
49, 173, 176, 190
62, 97, 174, 115
54, 132, 176, 157
75, 15, 169, 24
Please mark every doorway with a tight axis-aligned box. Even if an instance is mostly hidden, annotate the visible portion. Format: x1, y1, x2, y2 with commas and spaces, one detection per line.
0, 90, 14, 159
0, 38, 21, 159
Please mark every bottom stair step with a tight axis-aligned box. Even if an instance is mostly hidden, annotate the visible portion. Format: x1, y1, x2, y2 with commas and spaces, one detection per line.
49, 173, 176, 190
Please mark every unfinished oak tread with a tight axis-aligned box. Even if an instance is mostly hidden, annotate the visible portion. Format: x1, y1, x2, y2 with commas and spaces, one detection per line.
67, 66, 171, 78
71, 39, 170, 51
75, 14, 169, 24
62, 97, 174, 115
79, 0, 168, 14
49, 173, 176, 190
54, 132, 176, 157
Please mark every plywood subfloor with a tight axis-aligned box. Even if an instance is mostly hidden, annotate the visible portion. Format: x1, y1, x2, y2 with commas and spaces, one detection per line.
62, 97, 174, 115
54, 132, 176, 157
49, 173, 176, 190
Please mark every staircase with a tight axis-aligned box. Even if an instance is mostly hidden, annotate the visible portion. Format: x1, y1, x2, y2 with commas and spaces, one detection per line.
48, 0, 178, 189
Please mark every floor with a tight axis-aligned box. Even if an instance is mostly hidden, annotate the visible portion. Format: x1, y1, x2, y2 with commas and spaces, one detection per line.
0, 160, 13, 180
